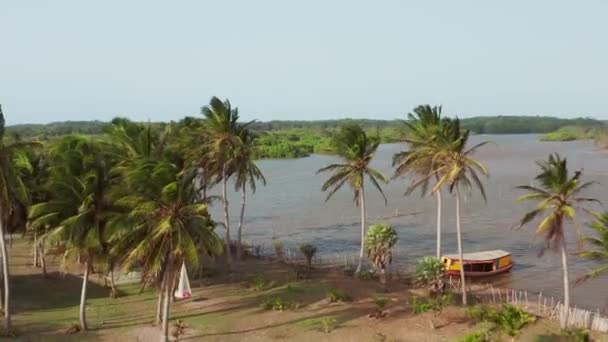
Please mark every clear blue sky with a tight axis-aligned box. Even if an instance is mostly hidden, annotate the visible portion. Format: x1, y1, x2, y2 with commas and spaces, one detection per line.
1, 1, 607, 125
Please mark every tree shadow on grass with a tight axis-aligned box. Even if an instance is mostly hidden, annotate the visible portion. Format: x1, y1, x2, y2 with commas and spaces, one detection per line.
12, 272, 109, 313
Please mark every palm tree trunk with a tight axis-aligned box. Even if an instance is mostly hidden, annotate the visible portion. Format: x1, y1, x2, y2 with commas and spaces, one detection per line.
155, 282, 165, 326
222, 166, 232, 267
0, 217, 11, 330
560, 236, 570, 329
39, 237, 47, 278
436, 189, 442, 258
79, 259, 90, 331
160, 263, 173, 342
356, 185, 366, 274
237, 183, 246, 261
33, 229, 39, 267
455, 188, 467, 305
109, 266, 117, 298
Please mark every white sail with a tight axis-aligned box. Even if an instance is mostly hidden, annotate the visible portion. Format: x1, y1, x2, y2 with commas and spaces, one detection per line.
174, 262, 192, 299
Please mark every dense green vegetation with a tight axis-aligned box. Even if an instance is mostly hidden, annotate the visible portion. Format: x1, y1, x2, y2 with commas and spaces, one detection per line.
540, 125, 608, 148
8, 116, 605, 159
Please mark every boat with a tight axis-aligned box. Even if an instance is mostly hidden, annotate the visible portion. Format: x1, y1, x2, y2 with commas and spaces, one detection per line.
441, 250, 512, 277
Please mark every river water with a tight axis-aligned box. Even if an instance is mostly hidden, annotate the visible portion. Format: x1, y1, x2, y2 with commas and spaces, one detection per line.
212, 134, 608, 311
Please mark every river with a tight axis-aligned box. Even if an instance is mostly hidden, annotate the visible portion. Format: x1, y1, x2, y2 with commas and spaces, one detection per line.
211, 134, 608, 311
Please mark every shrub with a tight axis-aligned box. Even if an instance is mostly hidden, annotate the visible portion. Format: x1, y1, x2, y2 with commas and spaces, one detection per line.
326, 287, 352, 303
342, 265, 355, 276
373, 295, 389, 311
496, 304, 536, 338
171, 320, 187, 339
261, 297, 296, 311
299, 243, 317, 268
411, 297, 433, 314
563, 328, 591, 342
358, 269, 378, 281
466, 304, 536, 339
415, 256, 446, 295
365, 224, 398, 284
466, 305, 498, 323
251, 275, 267, 291
317, 316, 338, 333
454, 329, 491, 342
272, 239, 284, 260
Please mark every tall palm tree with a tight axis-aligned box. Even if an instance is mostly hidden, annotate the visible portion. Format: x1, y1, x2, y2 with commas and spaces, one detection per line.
317, 124, 388, 274
577, 211, 608, 283
201, 97, 251, 267
234, 129, 266, 260
0, 105, 39, 329
393, 105, 447, 258
30, 135, 118, 330
516, 153, 598, 328
111, 160, 223, 342
430, 120, 490, 305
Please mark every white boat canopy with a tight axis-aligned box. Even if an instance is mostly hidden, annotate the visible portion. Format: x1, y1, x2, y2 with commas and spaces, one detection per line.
443, 250, 510, 261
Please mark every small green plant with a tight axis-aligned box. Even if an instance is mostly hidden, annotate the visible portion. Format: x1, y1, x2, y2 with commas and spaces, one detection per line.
415, 256, 446, 295
411, 297, 433, 314
299, 243, 317, 268
342, 265, 355, 276
562, 328, 591, 342
373, 295, 389, 311
466, 305, 498, 323
273, 239, 284, 260
365, 224, 398, 284
251, 275, 267, 291
261, 297, 295, 311
496, 304, 536, 338
454, 329, 491, 342
358, 269, 378, 281
316, 316, 338, 333
429, 292, 454, 313
326, 287, 352, 303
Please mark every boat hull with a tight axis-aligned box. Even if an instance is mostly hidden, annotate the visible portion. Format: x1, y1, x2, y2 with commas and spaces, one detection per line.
446, 264, 513, 277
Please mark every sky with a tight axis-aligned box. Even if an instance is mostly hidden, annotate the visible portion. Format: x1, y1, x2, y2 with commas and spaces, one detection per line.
1, 1, 607, 125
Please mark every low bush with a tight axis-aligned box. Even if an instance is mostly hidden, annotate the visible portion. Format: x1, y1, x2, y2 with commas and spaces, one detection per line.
358, 269, 378, 281
272, 239, 284, 260
373, 295, 389, 311
454, 329, 491, 342
563, 328, 591, 342
342, 265, 355, 277
415, 256, 446, 295
261, 297, 296, 311
317, 316, 338, 333
411, 297, 433, 314
299, 243, 317, 268
326, 287, 352, 303
465, 304, 536, 339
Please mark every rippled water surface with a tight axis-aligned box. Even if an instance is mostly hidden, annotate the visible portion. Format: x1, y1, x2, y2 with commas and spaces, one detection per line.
211, 134, 608, 310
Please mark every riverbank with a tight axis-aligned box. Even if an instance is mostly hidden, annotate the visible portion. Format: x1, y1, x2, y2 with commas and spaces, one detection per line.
7, 238, 606, 341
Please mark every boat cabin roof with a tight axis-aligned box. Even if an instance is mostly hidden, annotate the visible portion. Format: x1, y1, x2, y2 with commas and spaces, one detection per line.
443, 250, 510, 261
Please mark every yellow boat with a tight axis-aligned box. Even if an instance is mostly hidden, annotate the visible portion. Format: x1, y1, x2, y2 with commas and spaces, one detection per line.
441, 250, 512, 277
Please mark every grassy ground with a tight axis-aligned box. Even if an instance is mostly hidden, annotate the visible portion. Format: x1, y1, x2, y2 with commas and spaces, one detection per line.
3, 238, 606, 341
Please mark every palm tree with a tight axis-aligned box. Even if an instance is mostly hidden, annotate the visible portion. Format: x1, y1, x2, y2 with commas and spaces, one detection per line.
393, 105, 447, 258
317, 124, 388, 274
577, 211, 608, 283
201, 97, 251, 267
234, 129, 266, 260
0, 105, 39, 329
30, 135, 118, 330
516, 153, 598, 327
111, 160, 223, 342
431, 120, 490, 305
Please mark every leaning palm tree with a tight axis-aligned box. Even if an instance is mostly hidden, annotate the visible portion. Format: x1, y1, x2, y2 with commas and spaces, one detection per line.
393, 105, 447, 258
431, 120, 490, 305
111, 160, 223, 342
31, 135, 118, 330
0, 105, 40, 330
201, 97, 251, 267
233, 129, 266, 260
317, 124, 388, 274
577, 211, 608, 283
516, 154, 598, 328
